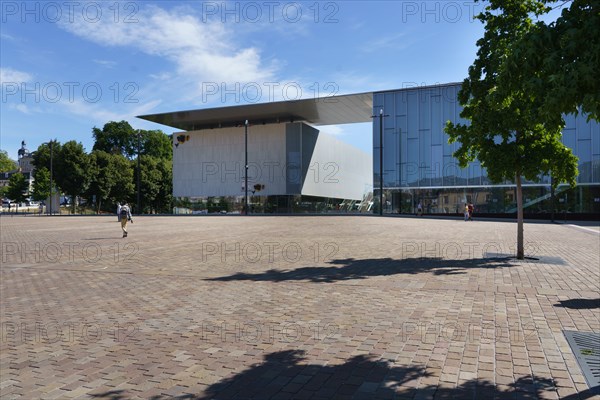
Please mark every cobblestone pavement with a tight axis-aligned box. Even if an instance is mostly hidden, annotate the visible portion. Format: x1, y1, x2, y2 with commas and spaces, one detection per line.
1, 215, 599, 399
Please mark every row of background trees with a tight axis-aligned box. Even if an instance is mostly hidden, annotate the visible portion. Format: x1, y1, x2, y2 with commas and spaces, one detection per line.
19, 121, 172, 214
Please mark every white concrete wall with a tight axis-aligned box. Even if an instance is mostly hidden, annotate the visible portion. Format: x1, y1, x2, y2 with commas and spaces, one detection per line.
173, 123, 372, 200
301, 130, 372, 200
173, 124, 288, 197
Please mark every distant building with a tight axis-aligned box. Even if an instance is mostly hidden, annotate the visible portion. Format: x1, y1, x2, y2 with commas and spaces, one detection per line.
1, 141, 34, 198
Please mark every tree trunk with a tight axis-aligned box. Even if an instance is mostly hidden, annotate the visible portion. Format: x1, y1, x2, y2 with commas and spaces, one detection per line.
516, 173, 524, 259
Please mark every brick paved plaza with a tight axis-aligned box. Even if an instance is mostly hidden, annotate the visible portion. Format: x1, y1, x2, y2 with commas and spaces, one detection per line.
1, 215, 599, 399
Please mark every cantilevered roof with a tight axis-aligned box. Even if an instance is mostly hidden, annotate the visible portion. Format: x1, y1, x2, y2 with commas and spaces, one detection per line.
138, 92, 374, 131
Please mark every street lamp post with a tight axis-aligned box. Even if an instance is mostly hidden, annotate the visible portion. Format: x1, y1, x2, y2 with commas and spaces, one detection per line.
550, 174, 555, 223
372, 109, 389, 215
49, 140, 53, 215
137, 131, 141, 215
244, 120, 249, 215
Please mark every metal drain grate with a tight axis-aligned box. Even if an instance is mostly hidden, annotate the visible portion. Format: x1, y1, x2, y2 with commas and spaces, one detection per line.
563, 331, 600, 394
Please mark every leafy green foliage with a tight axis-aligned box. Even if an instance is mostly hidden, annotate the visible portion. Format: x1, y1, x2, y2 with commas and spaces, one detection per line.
92, 121, 137, 157
54, 141, 91, 213
6, 173, 29, 205
31, 167, 51, 202
91, 121, 173, 213
32, 140, 61, 181
92, 120, 173, 161
110, 154, 135, 206
504, 0, 600, 120
0, 150, 18, 172
85, 151, 118, 212
154, 157, 173, 213
135, 155, 163, 214
140, 130, 173, 161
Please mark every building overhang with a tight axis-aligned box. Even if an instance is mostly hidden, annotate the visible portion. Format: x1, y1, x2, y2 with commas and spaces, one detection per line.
137, 92, 374, 131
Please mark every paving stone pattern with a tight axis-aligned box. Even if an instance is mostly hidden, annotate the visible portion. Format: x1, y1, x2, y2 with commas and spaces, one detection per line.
1, 215, 599, 399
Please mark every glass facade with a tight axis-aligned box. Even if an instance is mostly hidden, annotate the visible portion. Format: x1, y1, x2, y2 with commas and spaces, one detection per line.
373, 83, 600, 217
173, 195, 371, 215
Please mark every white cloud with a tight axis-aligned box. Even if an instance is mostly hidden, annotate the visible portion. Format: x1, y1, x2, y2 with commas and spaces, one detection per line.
0, 33, 16, 41
59, 5, 277, 87
319, 125, 345, 136
0, 67, 32, 84
93, 59, 117, 68
360, 32, 411, 54
9, 104, 32, 114
62, 98, 163, 123
149, 72, 172, 80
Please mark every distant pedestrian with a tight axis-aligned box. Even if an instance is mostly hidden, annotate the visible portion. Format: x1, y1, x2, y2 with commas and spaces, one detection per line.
117, 203, 121, 222
417, 201, 423, 217
7, 201, 11, 213
119, 203, 133, 237
468, 203, 474, 221
464, 203, 469, 221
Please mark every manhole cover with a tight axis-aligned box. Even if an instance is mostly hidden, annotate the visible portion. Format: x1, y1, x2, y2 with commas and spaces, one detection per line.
563, 331, 600, 394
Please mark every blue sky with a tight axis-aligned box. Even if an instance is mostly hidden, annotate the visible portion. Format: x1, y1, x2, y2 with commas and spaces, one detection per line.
1, 0, 490, 160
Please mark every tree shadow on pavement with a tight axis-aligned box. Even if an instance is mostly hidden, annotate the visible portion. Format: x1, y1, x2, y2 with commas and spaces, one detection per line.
205, 257, 517, 283
89, 349, 600, 399
554, 298, 600, 309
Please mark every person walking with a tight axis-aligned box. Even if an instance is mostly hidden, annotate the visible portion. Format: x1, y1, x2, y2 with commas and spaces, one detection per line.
464, 203, 469, 221
468, 203, 474, 221
417, 201, 423, 217
117, 202, 121, 222
119, 203, 133, 237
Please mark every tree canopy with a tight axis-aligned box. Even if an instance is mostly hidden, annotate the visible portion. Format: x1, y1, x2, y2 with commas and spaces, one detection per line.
31, 167, 51, 202
92, 121, 137, 157
92, 120, 173, 161
26, 122, 172, 214
54, 141, 91, 213
0, 150, 18, 172
503, 0, 600, 120
6, 173, 29, 206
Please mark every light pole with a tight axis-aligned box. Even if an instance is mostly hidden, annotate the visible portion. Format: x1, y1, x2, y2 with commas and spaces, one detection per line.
244, 120, 249, 215
372, 109, 389, 215
137, 131, 141, 215
550, 174, 555, 223
49, 140, 53, 215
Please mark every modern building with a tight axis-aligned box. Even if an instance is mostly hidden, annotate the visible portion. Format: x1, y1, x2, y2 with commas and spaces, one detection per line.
140, 93, 374, 213
139, 82, 600, 217
373, 83, 600, 218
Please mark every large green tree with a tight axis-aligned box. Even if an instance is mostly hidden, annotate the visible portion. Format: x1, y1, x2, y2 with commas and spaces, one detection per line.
92, 120, 137, 157
54, 141, 91, 213
154, 157, 173, 213
85, 151, 117, 213
109, 154, 135, 206
0, 150, 18, 172
32, 140, 61, 180
134, 155, 163, 214
92, 121, 173, 161
6, 173, 29, 211
31, 167, 51, 202
445, 0, 579, 259
138, 129, 172, 161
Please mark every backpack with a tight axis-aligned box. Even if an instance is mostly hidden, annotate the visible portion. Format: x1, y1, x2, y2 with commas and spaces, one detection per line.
120, 208, 128, 218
